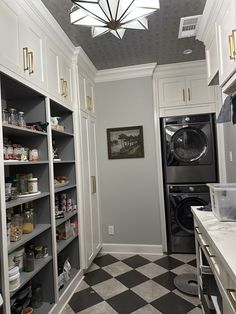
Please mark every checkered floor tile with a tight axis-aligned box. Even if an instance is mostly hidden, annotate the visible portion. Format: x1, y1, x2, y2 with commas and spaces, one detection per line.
62, 253, 202, 314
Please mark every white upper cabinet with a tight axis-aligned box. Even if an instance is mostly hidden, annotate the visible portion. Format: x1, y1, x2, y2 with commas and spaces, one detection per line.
158, 77, 186, 108
77, 73, 95, 115
60, 56, 74, 107
205, 29, 219, 84
0, 0, 24, 75
186, 74, 215, 105
46, 39, 74, 107
20, 14, 46, 90
0, 0, 46, 90
46, 40, 61, 98
217, 0, 236, 85
159, 74, 215, 108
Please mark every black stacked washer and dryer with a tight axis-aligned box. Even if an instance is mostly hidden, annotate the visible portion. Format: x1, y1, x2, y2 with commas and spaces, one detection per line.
161, 114, 218, 253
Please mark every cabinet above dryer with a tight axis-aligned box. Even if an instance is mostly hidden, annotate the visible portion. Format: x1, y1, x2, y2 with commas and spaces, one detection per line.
155, 61, 216, 117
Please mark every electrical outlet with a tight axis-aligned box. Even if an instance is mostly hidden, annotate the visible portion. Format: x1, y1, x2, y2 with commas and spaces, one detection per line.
229, 151, 233, 162
108, 225, 114, 235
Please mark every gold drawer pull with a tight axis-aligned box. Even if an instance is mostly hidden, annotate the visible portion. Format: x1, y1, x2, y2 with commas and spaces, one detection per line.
60, 78, 65, 96
195, 227, 202, 235
183, 89, 185, 102
229, 34, 235, 60
204, 245, 215, 258
91, 176, 96, 194
23, 47, 29, 71
28, 51, 34, 74
226, 289, 236, 311
63, 80, 68, 98
232, 30, 236, 57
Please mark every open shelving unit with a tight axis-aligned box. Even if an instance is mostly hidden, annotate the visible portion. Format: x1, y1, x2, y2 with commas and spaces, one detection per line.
49, 99, 80, 302
0, 74, 81, 314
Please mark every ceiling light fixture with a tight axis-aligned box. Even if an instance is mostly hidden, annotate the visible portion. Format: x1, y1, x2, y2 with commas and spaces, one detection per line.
70, 0, 160, 39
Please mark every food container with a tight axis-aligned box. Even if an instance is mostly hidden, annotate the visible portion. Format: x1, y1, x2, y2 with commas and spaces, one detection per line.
21, 307, 33, 314
23, 210, 34, 234
18, 111, 26, 128
9, 266, 20, 292
28, 178, 38, 193
14, 247, 25, 271
24, 250, 35, 272
29, 149, 39, 161
10, 214, 23, 242
2, 109, 9, 124
207, 183, 236, 221
9, 108, 18, 126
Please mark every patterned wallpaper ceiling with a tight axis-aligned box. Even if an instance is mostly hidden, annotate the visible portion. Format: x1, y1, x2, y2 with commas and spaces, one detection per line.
41, 0, 206, 70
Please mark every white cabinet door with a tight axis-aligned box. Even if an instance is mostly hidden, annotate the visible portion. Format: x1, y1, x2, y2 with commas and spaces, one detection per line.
217, 0, 236, 85
89, 116, 101, 256
61, 57, 73, 107
206, 31, 219, 85
46, 40, 61, 99
80, 112, 101, 269
158, 77, 186, 108
78, 73, 86, 111
80, 111, 94, 268
0, 0, 23, 75
20, 14, 46, 89
186, 74, 215, 105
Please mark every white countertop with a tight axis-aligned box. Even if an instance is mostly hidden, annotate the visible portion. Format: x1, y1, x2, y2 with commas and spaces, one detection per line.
192, 206, 236, 284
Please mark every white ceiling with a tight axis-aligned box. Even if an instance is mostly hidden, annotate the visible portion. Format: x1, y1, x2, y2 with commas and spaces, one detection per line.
41, 0, 206, 70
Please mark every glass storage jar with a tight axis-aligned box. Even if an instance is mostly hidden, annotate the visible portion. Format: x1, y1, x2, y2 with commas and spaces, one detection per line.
23, 210, 34, 234
9, 108, 18, 126
24, 250, 35, 272
2, 109, 9, 124
10, 214, 23, 242
18, 111, 26, 128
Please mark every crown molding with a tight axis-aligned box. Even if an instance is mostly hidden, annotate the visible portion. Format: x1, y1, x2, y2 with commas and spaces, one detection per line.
74, 47, 98, 82
154, 60, 207, 78
95, 63, 157, 83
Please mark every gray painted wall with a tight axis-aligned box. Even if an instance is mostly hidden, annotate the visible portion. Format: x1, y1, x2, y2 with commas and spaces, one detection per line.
223, 122, 236, 182
95, 77, 162, 245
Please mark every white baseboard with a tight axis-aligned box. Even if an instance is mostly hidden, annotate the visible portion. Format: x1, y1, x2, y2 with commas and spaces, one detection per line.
101, 243, 163, 255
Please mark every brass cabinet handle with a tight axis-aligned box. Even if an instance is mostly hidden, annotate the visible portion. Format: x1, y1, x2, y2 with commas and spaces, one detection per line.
204, 245, 215, 258
28, 51, 34, 74
183, 89, 185, 102
232, 30, 236, 57
63, 80, 68, 98
23, 47, 29, 71
195, 227, 202, 235
91, 176, 96, 194
229, 34, 235, 60
226, 289, 236, 311
60, 78, 65, 96
188, 88, 191, 101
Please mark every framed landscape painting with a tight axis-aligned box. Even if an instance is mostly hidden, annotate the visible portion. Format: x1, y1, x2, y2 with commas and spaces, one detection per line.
107, 126, 144, 159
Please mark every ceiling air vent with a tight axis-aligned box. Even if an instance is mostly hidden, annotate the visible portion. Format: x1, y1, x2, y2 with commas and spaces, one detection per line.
178, 15, 201, 39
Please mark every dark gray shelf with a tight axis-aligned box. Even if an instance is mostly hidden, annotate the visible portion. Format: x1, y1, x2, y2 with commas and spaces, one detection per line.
54, 184, 76, 193
59, 268, 79, 298
10, 256, 52, 297
3, 124, 47, 136
57, 235, 78, 254
6, 192, 50, 209
53, 160, 75, 164
33, 303, 54, 314
4, 161, 49, 166
8, 224, 51, 253
56, 211, 77, 227
52, 128, 74, 137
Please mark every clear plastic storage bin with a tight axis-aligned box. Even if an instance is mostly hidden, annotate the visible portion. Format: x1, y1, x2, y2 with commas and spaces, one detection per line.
207, 183, 236, 221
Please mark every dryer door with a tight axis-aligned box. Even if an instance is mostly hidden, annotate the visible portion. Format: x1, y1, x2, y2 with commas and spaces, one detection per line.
173, 197, 207, 235
170, 126, 208, 164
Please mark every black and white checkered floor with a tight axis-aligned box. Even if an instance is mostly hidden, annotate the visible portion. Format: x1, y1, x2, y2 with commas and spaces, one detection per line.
62, 253, 202, 314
